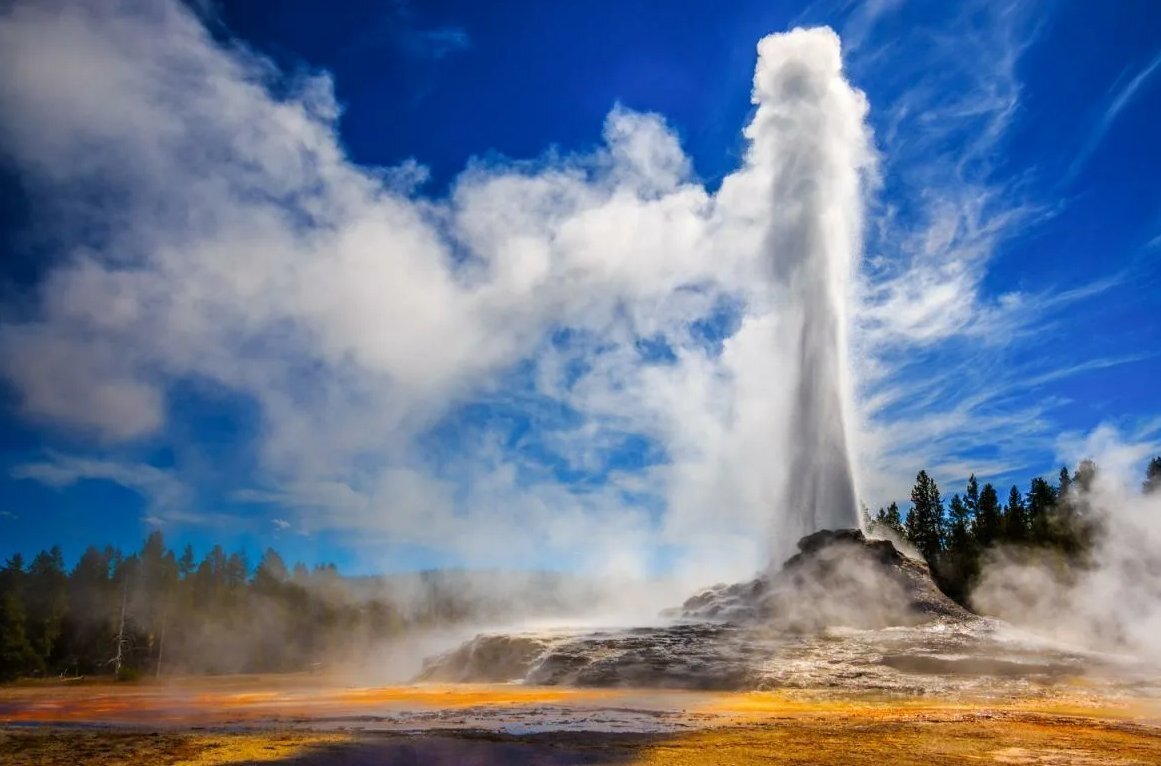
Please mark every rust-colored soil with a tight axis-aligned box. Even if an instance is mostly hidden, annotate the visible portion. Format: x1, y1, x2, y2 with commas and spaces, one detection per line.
3, 679, 1161, 764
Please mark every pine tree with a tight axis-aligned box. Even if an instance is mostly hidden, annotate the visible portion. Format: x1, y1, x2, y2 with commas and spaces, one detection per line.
178, 545, 196, 579
1026, 477, 1057, 545
1057, 466, 1072, 498
975, 483, 1002, 547
1003, 485, 1028, 542
905, 470, 945, 563
872, 501, 905, 537
1144, 457, 1161, 494
964, 475, 980, 519
1074, 459, 1097, 493
64, 546, 117, 675
24, 547, 68, 666
253, 549, 288, 595
0, 555, 41, 680
947, 494, 972, 554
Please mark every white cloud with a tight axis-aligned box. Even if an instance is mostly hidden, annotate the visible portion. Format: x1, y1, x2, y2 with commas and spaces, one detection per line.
11, 453, 185, 513
0, 2, 874, 580
9, 452, 241, 528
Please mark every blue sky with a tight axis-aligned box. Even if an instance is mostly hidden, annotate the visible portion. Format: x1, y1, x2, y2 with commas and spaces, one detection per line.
0, 0, 1158, 577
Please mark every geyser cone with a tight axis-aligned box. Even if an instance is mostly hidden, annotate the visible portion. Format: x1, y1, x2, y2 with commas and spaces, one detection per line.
747, 28, 870, 550
419, 530, 989, 690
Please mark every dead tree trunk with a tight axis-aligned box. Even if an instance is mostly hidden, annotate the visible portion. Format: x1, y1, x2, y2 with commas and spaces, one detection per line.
155, 601, 169, 678
112, 572, 128, 675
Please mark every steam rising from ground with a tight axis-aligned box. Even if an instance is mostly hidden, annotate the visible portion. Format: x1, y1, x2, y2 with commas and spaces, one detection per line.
971, 429, 1161, 665
0, 2, 872, 580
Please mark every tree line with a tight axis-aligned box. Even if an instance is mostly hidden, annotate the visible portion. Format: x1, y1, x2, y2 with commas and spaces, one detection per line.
867, 456, 1161, 605
0, 534, 488, 682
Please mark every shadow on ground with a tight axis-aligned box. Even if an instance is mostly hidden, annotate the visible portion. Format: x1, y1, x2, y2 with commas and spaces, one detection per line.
240, 732, 645, 765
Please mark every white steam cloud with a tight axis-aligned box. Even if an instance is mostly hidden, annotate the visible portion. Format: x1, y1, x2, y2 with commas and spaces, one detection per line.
972, 427, 1161, 664
0, 2, 874, 584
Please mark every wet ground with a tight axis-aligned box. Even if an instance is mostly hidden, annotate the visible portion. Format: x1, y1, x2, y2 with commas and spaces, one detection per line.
3, 679, 1161, 765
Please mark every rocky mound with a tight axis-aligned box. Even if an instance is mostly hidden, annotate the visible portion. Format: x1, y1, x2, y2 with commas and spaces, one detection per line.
417, 622, 760, 689
680, 528, 972, 629
418, 528, 982, 689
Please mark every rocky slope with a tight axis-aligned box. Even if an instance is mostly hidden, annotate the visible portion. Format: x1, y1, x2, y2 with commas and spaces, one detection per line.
678, 528, 972, 628
418, 529, 1091, 691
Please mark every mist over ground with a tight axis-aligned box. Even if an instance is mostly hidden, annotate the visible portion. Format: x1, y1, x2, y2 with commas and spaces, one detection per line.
970, 432, 1161, 666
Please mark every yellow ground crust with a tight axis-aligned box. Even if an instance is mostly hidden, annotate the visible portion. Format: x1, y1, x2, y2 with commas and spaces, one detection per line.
3, 715, 1161, 765
3, 679, 1161, 764
633, 714, 1161, 765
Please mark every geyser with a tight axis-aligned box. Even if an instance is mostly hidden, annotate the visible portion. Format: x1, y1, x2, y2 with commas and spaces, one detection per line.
420, 37, 1158, 695
746, 27, 870, 551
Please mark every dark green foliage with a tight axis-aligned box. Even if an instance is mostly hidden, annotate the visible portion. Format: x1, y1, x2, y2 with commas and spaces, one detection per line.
0, 536, 414, 680
946, 494, 972, 552
115, 665, 141, 682
24, 547, 68, 664
1145, 457, 1161, 494
866, 501, 904, 538
974, 483, 1002, 548
1003, 485, 1028, 542
935, 493, 976, 604
1026, 477, 1057, 545
904, 470, 944, 562
876, 456, 1161, 610
1074, 459, 1097, 493
0, 556, 42, 681
963, 475, 979, 521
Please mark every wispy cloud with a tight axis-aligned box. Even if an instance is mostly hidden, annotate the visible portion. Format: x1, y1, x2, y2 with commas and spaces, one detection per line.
10, 453, 234, 528
403, 26, 471, 60
839, 0, 1152, 504
1063, 46, 1161, 185
374, 0, 470, 61
12, 454, 184, 501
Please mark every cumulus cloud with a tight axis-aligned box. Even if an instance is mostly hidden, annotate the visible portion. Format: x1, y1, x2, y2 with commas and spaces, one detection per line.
0, 1, 874, 585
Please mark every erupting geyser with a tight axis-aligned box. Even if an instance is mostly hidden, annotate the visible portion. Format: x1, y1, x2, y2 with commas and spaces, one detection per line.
746, 28, 870, 550
408, 28, 1125, 696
